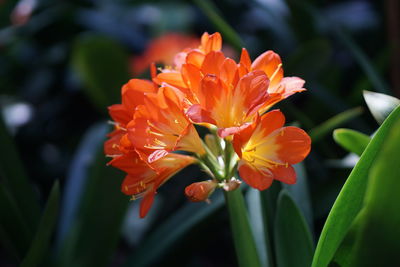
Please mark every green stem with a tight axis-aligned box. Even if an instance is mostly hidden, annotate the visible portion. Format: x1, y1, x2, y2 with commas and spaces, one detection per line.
224, 189, 262, 267
224, 140, 232, 178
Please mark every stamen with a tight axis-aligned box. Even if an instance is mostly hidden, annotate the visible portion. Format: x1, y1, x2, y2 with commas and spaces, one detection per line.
108, 121, 127, 131
270, 63, 282, 82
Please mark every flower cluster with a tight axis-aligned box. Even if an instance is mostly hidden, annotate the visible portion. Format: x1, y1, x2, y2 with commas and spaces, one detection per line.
105, 32, 311, 218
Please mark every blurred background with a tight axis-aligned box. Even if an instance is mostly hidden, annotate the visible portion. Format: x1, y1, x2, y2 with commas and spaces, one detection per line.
0, 0, 398, 266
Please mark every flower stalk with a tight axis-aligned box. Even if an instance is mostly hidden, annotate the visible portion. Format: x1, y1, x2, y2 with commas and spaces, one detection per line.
224, 188, 262, 267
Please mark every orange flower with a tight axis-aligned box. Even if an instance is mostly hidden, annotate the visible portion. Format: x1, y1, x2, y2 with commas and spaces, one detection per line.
153, 32, 222, 89
131, 33, 199, 75
105, 117, 196, 218
105, 76, 199, 217
186, 67, 270, 138
108, 78, 156, 127
232, 110, 311, 190
184, 180, 218, 202
239, 49, 306, 113
127, 85, 205, 163
122, 152, 195, 218
155, 34, 305, 118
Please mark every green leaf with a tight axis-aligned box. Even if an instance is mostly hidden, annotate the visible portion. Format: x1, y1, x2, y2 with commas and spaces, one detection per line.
274, 190, 314, 267
259, 182, 282, 267
225, 188, 261, 267
0, 114, 40, 233
0, 183, 32, 260
193, 0, 243, 51
363, 90, 400, 124
124, 192, 224, 267
56, 123, 109, 246
312, 105, 400, 267
20, 181, 60, 267
56, 123, 129, 267
346, 118, 400, 266
282, 162, 313, 230
333, 128, 371, 156
333, 29, 390, 95
309, 107, 363, 142
71, 33, 131, 110
246, 188, 269, 267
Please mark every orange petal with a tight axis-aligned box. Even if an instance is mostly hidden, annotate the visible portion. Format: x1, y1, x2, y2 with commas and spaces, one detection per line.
257, 109, 286, 137
139, 190, 156, 218
271, 164, 296, 184
220, 57, 239, 87
275, 126, 311, 164
154, 71, 186, 88
108, 104, 131, 126
201, 51, 225, 76
232, 116, 259, 158
270, 77, 306, 96
186, 104, 217, 125
198, 74, 226, 111
148, 150, 169, 163
238, 162, 274, 190
233, 70, 270, 117
251, 50, 283, 88
104, 130, 125, 156
122, 79, 154, 95
218, 123, 252, 139
201, 32, 222, 53
186, 50, 205, 68
240, 48, 251, 69
174, 124, 206, 155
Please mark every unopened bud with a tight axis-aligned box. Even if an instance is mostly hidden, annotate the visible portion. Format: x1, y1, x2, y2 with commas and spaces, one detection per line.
185, 180, 217, 202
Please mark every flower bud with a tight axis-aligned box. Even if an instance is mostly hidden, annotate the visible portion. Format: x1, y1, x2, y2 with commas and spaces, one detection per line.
185, 180, 217, 202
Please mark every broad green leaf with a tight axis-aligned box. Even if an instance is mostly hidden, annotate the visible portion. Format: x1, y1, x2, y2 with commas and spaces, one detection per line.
309, 107, 363, 142
124, 192, 225, 267
225, 189, 261, 267
282, 162, 313, 231
346, 119, 400, 266
0, 183, 32, 260
312, 105, 400, 267
56, 123, 129, 267
0, 114, 40, 232
363, 90, 400, 124
259, 182, 282, 267
246, 188, 269, 267
56, 123, 109, 246
274, 190, 314, 267
193, 0, 243, 51
20, 181, 60, 267
71, 34, 131, 110
333, 128, 371, 156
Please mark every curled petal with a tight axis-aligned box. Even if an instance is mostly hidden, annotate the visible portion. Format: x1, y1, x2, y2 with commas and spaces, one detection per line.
252, 50, 283, 88
200, 32, 222, 53
154, 71, 186, 88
